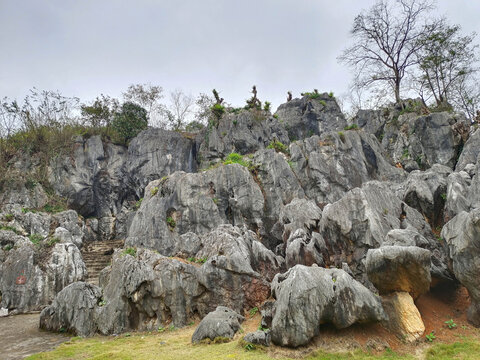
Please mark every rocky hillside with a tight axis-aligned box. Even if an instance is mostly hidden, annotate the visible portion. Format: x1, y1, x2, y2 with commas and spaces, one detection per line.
1, 94, 479, 348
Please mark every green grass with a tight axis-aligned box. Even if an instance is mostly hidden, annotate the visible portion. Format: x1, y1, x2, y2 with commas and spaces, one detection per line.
25, 326, 420, 360
267, 140, 289, 155
425, 340, 480, 359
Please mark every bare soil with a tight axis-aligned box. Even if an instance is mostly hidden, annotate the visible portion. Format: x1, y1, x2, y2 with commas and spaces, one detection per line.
0, 313, 70, 360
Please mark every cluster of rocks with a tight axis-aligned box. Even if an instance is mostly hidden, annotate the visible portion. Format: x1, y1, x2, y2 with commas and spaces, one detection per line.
2, 93, 480, 349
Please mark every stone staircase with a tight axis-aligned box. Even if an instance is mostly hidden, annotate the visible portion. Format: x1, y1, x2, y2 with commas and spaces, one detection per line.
81, 240, 124, 286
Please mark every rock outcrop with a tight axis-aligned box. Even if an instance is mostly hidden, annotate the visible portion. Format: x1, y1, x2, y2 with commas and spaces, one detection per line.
441, 209, 480, 326
269, 265, 385, 347
191, 306, 244, 343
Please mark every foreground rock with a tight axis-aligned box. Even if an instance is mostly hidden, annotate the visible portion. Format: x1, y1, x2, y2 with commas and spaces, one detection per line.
441, 209, 480, 326
381, 292, 425, 342
191, 306, 244, 343
0, 231, 86, 313
243, 330, 271, 347
269, 265, 385, 347
366, 246, 431, 299
40, 282, 101, 337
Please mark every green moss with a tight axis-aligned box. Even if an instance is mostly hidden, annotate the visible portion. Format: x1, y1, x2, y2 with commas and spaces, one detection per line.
150, 187, 158, 196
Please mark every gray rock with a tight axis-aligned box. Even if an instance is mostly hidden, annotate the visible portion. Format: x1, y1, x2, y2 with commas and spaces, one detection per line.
270, 265, 385, 347
380, 111, 469, 170
272, 198, 322, 244
124, 128, 197, 198
40, 282, 102, 336
191, 306, 244, 343
126, 164, 264, 255
383, 228, 430, 247
441, 209, 480, 326
456, 128, 480, 171
93, 243, 272, 335
243, 330, 271, 346
0, 183, 48, 210
0, 240, 86, 313
319, 181, 448, 284
275, 94, 347, 141
49, 135, 127, 218
444, 171, 472, 222
285, 229, 325, 269
396, 164, 451, 228
288, 131, 405, 205
199, 110, 289, 162
366, 246, 431, 299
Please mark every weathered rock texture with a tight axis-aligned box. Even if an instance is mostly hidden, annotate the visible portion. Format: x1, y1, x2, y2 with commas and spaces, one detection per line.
191, 306, 244, 343
40, 282, 102, 336
366, 246, 431, 299
441, 209, 480, 326
269, 265, 386, 347
381, 292, 425, 342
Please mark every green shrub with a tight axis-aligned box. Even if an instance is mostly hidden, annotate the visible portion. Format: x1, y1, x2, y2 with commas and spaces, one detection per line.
210, 103, 225, 120
123, 247, 136, 257
249, 307, 259, 316
47, 237, 61, 247
111, 102, 148, 144
135, 198, 143, 210
328, 91, 334, 98
150, 187, 158, 196
263, 101, 271, 112
3, 213, 14, 221
343, 124, 358, 131
303, 90, 321, 99
267, 140, 289, 155
223, 153, 249, 167
29, 233, 43, 245
166, 216, 176, 230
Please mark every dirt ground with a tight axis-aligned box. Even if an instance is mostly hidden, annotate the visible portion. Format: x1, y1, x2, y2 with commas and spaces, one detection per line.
0, 313, 70, 360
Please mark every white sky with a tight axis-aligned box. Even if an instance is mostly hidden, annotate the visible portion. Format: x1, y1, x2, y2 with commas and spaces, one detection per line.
0, 0, 479, 111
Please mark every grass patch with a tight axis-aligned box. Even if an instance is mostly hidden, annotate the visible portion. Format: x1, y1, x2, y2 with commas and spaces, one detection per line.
267, 140, 289, 155
29, 233, 43, 245
122, 247, 136, 257
425, 339, 480, 359
25, 325, 419, 360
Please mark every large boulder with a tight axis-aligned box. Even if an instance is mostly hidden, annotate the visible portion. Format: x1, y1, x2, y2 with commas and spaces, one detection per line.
269, 265, 385, 347
366, 246, 431, 299
126, 164, 264, 254
0, 234, 86, 313
39, 282, 102, 336
275, 94, 347, 141
191, 306, 244, 343
441, 209, 480, 326
456, 128, 480, 171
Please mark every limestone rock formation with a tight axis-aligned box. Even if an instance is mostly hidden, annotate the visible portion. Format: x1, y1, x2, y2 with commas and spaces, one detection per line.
39, 282, 102, 337
191, 306, 244, 343
275, 94, 347, 141
381, 292, 425, 342
269, 265, 386, 347
366, 246, 431, 299
441, 209, 480, 326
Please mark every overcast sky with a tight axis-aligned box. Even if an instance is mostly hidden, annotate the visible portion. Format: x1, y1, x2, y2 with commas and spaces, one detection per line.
1, 0, 479, 111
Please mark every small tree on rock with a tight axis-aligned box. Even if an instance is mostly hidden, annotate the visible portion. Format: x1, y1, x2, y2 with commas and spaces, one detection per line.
111, 102, 148, 144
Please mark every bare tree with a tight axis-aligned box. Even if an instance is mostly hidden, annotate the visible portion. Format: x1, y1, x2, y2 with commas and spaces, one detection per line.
339, 0, 437, 104
80, 94, 119, 128
162, 89, 194, 131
